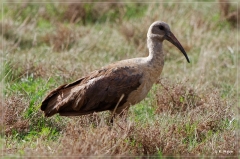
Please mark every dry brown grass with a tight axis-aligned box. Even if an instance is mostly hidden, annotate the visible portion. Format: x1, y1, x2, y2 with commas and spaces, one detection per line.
4, 80, 234, 157
2, 1, 239, 158
219, 0, 239, 27
3, 96, 29, 137
62, 2, 126, 24
41, 24, 77, 51
155, 79, 202, 114
63, 3, 86, 24
0, 97, 6, 134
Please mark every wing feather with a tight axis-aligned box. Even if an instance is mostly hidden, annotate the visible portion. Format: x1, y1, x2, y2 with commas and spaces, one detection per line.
41, 66, 143, 117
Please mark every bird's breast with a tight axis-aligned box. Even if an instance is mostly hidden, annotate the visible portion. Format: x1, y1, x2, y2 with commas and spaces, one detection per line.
125, 73, 155, 105
108, 57, 163, 106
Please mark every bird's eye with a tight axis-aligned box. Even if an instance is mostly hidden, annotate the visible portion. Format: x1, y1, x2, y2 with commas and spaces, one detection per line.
159, 25, 164, 30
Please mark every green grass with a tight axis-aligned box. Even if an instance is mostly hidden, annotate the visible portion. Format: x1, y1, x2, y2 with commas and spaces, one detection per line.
2, 1, 239, 158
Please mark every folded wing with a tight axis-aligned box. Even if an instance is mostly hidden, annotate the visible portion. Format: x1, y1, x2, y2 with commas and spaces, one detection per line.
41, 66, 143, 117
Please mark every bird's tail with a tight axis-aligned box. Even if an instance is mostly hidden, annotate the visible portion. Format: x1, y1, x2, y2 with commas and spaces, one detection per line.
41, 97, 60, 117
41, 77, 85, 117
41, 84, 68, 117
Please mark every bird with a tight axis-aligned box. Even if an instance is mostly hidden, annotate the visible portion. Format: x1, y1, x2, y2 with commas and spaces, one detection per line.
41, 21, 190, 118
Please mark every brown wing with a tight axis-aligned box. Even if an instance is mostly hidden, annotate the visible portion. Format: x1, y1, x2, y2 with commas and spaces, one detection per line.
41, 66, 143, 117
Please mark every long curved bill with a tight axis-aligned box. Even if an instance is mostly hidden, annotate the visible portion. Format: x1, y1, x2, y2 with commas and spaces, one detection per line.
165, 31, 190, 63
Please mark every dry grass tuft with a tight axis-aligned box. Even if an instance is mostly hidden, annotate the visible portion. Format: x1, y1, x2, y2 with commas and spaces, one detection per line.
62, 2, 125, 24
218, 0, 239, 27
156, 78, 235, 128
63, 3, 86, 23
155, 79, 202, 114
3, 96, 29, 136
1, 19, 36, 51
153, 79, 237, 155
91, 2, 125, 21
41, 24, 77, 51
0, 97, 6, 132
5, 59, 47, 82
219, 0, 230, 17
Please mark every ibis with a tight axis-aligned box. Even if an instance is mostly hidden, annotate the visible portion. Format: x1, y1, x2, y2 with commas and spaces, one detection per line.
41, 21, 190, 118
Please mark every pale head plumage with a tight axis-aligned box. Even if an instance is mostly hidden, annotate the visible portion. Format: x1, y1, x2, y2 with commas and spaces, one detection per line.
147, 21, 190, 63
147, 21, 171, 41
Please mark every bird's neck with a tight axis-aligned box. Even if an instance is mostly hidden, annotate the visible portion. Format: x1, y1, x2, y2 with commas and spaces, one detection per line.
146, 38, 164, 68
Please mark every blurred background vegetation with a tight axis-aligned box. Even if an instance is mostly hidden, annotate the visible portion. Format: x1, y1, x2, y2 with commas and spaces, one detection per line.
1, 0, 239, 158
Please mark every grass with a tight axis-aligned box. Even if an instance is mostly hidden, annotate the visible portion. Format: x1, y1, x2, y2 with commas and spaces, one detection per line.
1, 1, 239, 158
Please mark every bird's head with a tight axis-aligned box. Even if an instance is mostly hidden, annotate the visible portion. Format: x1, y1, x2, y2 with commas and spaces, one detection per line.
147, 21, 190, 63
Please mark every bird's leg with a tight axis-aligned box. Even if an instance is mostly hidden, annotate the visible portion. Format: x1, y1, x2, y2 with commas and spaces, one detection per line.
108, 112, 117, 130
108, 107, 129, 131
113, 106, 130, 123
110, 114, 115, 125
118, 106, 130, 122
109, 94, 125, 124
109, 107, 129, 126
